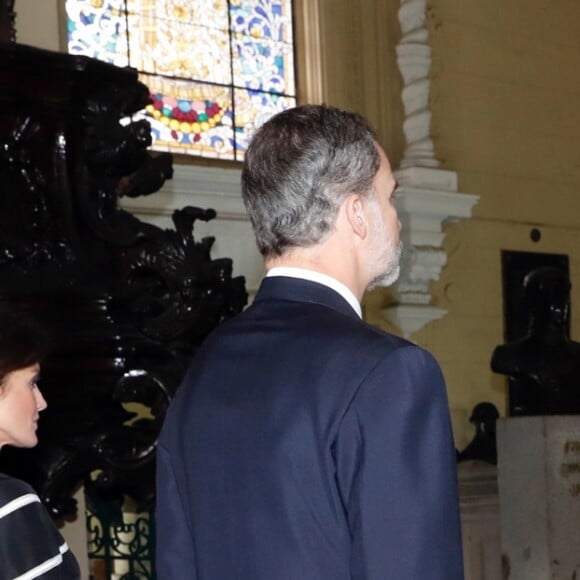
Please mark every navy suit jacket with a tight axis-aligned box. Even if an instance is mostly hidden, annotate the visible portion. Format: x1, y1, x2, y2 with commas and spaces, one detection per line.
156, 277, 464, 579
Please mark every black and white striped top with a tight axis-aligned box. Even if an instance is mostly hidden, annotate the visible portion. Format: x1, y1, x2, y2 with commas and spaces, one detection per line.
0, 473, 80, 579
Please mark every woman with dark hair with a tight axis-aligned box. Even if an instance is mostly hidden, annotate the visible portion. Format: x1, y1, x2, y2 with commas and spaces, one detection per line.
0, 306, 80, 578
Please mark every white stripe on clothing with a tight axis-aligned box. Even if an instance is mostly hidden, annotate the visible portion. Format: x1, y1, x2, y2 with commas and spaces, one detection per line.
13, 542, 70, 580
0, 493, 40, 519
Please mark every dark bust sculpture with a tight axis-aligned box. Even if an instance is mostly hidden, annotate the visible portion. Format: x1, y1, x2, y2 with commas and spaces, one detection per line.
491, 266, 580, 415
457, 402, 499, 464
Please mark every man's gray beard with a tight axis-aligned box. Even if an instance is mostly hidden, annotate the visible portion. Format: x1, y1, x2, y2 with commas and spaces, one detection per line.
367, 241, 403, 291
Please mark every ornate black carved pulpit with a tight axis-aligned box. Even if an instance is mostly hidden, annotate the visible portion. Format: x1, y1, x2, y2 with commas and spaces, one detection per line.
0, 36, 247, 540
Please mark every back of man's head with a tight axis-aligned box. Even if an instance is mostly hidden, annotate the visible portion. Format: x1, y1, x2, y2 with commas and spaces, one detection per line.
241, 104, 380, 258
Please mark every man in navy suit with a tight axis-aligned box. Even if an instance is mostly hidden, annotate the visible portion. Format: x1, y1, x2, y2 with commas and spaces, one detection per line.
156, 105, 464, 579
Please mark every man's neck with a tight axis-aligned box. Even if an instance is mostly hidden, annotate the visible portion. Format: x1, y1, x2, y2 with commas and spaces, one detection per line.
265, 250, 366, 302
265, 265, 363, 319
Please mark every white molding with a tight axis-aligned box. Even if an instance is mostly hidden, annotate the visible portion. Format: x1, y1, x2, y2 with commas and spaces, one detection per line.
382, 167, 479, 338
392, 168, 479, 299
398, 0, 428, 35
395, 246, 447, 302
394, 0, 480, 337
121, 164, 247, 221
397, 166, 458, 191
397, 0, 438, 169
382, 304, 447, 339
395, 185, 479, 248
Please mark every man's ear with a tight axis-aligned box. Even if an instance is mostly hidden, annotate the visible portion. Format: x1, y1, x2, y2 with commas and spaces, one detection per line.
345, 194, 367, 239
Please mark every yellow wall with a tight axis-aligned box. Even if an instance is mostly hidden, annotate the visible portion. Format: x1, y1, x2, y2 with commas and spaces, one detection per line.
13, 0, 580, 448
315, 0, 405, 165
416, 0, 580, 446
430, 0, 580, 227
317, 0, 580, 446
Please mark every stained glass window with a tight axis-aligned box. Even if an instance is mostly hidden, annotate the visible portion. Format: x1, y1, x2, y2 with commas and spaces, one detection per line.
65, 0, 296, 160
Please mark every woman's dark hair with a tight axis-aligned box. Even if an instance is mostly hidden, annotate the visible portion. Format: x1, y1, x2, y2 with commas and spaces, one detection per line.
0, 305, 49, 385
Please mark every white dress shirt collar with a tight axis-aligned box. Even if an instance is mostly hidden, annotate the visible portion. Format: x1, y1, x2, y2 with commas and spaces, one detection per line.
265, 267, 362, 319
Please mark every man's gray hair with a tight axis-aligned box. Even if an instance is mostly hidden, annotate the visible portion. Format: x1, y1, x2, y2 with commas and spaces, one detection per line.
241, 104, 381, 257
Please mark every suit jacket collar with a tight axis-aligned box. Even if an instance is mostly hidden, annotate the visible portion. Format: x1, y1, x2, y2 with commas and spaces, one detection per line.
253, 276, 361, 320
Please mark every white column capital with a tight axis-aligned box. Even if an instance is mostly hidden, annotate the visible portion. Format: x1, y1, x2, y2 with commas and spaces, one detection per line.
382, 167, 479, 338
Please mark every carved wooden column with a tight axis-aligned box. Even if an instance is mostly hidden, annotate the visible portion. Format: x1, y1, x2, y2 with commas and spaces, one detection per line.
0, 0, 16, 43
0, 42, 247, 521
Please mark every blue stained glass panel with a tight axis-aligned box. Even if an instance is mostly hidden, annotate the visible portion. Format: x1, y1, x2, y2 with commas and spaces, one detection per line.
66, 0, 129, 66
233, 88, 296, 155
230, 0, 293, 43
66, 0, 296, 160
233, 34, 294, 94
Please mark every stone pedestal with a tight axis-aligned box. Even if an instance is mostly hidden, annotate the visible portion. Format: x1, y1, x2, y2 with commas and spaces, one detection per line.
459, 461, 502, 580
497, 416, 580, 580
